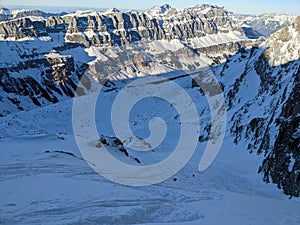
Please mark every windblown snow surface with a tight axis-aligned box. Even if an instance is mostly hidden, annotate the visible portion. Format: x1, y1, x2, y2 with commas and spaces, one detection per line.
0, 69, 299, 225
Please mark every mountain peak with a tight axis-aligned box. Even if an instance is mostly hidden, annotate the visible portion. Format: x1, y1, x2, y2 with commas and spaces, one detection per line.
159, 3, 172, 12
0, 7, 11, 21
294, 16, 300, 31
151, 4, 172, 11
105, 7, 120, 14
144, 4, 173, 18
263, 16, 300, 66
0, 7, 10, 14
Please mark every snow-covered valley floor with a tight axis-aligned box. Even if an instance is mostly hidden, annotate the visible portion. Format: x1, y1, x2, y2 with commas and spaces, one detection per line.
0, 74, 299, 225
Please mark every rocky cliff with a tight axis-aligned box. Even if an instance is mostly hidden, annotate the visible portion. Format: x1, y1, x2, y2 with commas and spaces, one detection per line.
0, 49, 88, 116
224, 17, 300, 196
0, 4, 251, 46
257, 17, 300, 197
62, 4, 255, 47
0, 4, 258, 117
0, 17, 47, 40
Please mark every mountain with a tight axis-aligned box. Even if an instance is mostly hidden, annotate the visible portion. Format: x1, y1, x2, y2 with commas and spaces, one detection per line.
0, 7, 298, 196
0, 8, 66, 22
0, 4, 253, 44
144, 3, 173, 18
238, 13, 296, 37
0, 7, 11, 21
104, 7, 121, 14
0, 4, 300, 224
0, 4, 259, 116
218, 17, 300, 197
0, 72, 299, 223
257, 16, 300, 197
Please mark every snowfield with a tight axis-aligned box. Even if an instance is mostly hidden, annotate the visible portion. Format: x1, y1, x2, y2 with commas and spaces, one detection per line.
0, 4, 299, 224
0, 72, 299, 225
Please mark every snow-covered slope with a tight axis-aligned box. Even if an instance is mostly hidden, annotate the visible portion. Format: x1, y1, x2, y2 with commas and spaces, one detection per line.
215, 17, 300, 196
0, 7, 11, 21
0, 5, 299, 225
238, 13, 296, 37
1, 8, 66, 21
104, 7, 120, 14
1, 69, 299, 224
144, 4, 173, 18
263, 16, 300, 66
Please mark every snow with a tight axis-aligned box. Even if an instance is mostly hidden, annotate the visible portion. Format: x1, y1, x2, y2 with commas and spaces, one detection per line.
263, 23, 300, 66
85, 46, 109, 61
63, 10, 100, 18
148, 39, 184, 53
0, 36, 35, 41
144, 4, 173, 19
0, 16, 44, 24
187, 31, 249, 48
0, 32, 65, 67
0, 66, 299, 224
45, 51, 65, 58
0, 8, 11, 16
104, 7, 120, 14
11, 9, 27, 14
83, 30, 95, 39
237, 13, 296, 37
0, 6, 299, 225
38, 36, 53, 41
62, 46, 95, 63
8, 68, 43, 79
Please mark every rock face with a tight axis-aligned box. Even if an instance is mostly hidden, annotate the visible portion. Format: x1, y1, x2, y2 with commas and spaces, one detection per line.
225, 18, 300, 197
158, 4, 238, 36
62, 4, 244, 47
259, 73, 299, 197
257, 17, 300, 197
0, 18, 47, 39
0, 4, 246, 46
64, 11, 166, 47
0, 4, 255, 117
1, 5, 294, 42
0, 51, 88, 116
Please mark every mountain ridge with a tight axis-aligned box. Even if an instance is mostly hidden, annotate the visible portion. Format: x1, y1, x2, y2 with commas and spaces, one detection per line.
0, 6, 299, 197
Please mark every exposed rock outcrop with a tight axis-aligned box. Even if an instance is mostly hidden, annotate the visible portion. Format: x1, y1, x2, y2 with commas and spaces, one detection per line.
0, 52, 88, 116
0, 4, 248, 47
228, 18, 300, 196
0, 17, 47, 39
259, 73, 300, 197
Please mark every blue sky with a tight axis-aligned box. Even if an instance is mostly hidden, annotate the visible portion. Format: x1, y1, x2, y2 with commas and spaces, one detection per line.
1, 0, 299, 15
